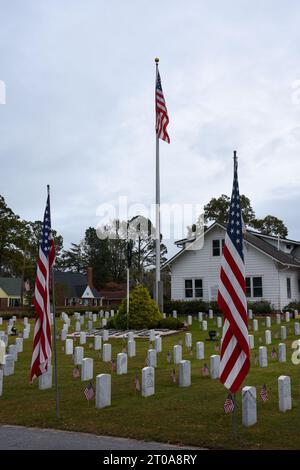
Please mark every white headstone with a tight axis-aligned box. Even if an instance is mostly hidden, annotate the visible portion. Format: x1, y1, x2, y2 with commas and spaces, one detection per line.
8, 344, 17, 361
2, 334, 8, 347
276, 313, 281, 324
149, 330, 155, 342
65, 338, 73, 355
294, 322, 300, 336
0, 317, 3, 325
87, 320, 93, 332
80, 317, 84, 325
80, 332, 86, 345
265, 330, 272, 345
179, 360, 191, 387
185, 332, 192, 348
3, 354, 14, 376
142, 366, 155, 397
278, 375, 292, 412
285, 312, 290, 323
23, 328, 29, 339
266, 316, 271, 328
15, 337, 23, 353
117, 352, 127, 375
0, 339, 5, 364
94, 336, 102, 351
102, 343, 112, 362
74, 346, 84, 365
81, 358, 93, 381
210, 355, 220, 379
217, 317, 222, 328
259, 346, 268, 368
202, 320, 208, 331
173, 345, 182, 365
155, 336, 162, 353
162, 312, 166, 319
23, 317, 28, 325
128, 340, 136, 357
127, 331, 134, 342
242, 386, 257, 427
196, 341, 204, 360
103, 329, 109, 342
39, 365, 52, 390
198, 312, 203, 322
209, 309, 213, 319
278, 343, 286, 363
96, 373, 111, 408
147, 349, 157, 368
75, 321, 81, 332
248, 334, 255, 350
110, 309, 114, 317
253, 319, 258, 332
61, 330, 67, 341
248, 309, 253, 320
62, 323, 68, 333
172, 310, 177, 318
281, 326, 287, 341
187, 315, 192, 326
102, 318, 107, 328
93, 314, 97, 322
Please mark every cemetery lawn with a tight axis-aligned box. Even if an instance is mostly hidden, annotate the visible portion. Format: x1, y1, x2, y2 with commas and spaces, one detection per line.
1, 317, 300, 450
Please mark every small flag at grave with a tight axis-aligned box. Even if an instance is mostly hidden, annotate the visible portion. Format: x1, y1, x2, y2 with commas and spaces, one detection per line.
166, 351, 171, 364
171, 368, 176, 383
214, 344, 220, 352
84, 382, 94, 401
254, 353, 258, 365
134, 372, 141, 392
61, 346, 64, 352
271, 348, 277, 359
73, 366, 80, 378
224, 394, 235, 414
202, 363, 209, 376
260, 384, 268, 402
111, 359, 116, 372
189, 348, 193, 356
274, 332, 279, 339
258, 337, 262, 344
144, 357, 149, 366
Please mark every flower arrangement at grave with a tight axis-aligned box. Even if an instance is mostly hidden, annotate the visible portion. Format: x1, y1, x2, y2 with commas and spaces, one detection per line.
114, 285, 163, 329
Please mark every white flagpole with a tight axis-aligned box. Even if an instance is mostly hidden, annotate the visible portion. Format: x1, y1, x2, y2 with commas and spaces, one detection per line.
155, 58, 161, 310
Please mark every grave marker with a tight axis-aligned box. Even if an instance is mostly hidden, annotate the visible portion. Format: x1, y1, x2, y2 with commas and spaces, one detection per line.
81, 358, 93, 381
278, 375, 292, 412
96, 374, 111, 408
242, 386, 257, 427
142, 366, 155, 397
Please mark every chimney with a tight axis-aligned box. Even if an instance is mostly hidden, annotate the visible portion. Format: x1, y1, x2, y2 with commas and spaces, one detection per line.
87, 267, 94, 289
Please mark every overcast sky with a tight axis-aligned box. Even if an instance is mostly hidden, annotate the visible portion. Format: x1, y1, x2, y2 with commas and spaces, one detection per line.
1, 0, 300, 258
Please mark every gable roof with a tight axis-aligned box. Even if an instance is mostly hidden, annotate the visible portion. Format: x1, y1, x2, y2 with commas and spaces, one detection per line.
0, 277, 22, 296
54, 270, 102, 298
163, 221, 300, 269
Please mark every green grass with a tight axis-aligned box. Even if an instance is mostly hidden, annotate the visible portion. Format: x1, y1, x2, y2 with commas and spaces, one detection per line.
1, 316, 300, 449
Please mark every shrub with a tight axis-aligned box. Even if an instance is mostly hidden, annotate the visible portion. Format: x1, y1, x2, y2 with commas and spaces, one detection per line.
114, 285, 162, 329
157, 317, 183, 330
247, 300, 272, 315
283, 301, 300, 312
163, 300, 209, 316
106, 317, 116, 329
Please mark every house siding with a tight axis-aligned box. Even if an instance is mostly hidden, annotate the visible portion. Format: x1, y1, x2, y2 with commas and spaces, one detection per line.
170, 224, 300, 310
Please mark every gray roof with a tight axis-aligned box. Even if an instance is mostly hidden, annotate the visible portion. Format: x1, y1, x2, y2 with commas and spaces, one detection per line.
54, 271, 102, 298
0, 277, 22, 296
165, 222, 300, 268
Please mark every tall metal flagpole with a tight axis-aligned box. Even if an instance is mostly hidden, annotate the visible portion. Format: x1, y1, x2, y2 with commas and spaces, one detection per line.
48, 184, 60, 420
232, 151, 238, 438
155, 57, 161, 311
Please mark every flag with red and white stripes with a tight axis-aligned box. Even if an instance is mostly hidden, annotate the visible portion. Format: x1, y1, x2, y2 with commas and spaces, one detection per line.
155, 69, 170, 143
30, 190, 55, 382
218, 156, 250, 393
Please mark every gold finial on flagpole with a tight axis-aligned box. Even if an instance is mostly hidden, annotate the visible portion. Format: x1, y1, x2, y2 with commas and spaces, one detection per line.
155, 57, 159, 63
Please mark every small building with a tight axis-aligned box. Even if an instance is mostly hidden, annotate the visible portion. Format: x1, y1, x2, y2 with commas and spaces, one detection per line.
0, 277, 22, 308
164, 221, 300, 310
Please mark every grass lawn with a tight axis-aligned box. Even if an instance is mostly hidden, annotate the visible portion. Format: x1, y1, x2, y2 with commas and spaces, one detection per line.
1, 315, 300, 450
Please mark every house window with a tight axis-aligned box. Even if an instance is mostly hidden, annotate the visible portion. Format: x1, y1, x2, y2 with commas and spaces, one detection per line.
185, 280, 193, 298
212, 239, 225, 256
245, 276, 263, 298
195, 279, 203, 298
287, 278, 292, 299
184, 279, 203, 298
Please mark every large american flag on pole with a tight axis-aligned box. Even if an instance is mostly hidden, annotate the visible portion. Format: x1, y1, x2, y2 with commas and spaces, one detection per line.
155, 69, 170, 143
218, 154, 250, 393
30, 189, 55, 382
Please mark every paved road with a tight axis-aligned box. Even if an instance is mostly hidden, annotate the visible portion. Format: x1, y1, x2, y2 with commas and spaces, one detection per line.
0, 425, 198, 450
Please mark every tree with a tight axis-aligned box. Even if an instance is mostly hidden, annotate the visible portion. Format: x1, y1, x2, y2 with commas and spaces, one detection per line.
251, 215, 288, 238
204, 194, 255, 224
114, 285, 163, 329
60, 242, 87, 273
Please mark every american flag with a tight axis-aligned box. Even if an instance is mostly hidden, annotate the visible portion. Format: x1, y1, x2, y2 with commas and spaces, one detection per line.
260, 384, 268, 402
271, 347, 277, 359
224, 394, 235, 414
73, 366, 80, 379
84, 382, 94, 401
171, 368, 176, 383
202, 363, 209, 376
218, 155, 250, 393
30, 189, 55, 382
155, 68, 170, 143
134, 372, 140, 392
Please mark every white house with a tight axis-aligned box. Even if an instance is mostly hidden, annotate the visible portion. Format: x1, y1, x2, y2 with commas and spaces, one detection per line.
164, 222, 300, 310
